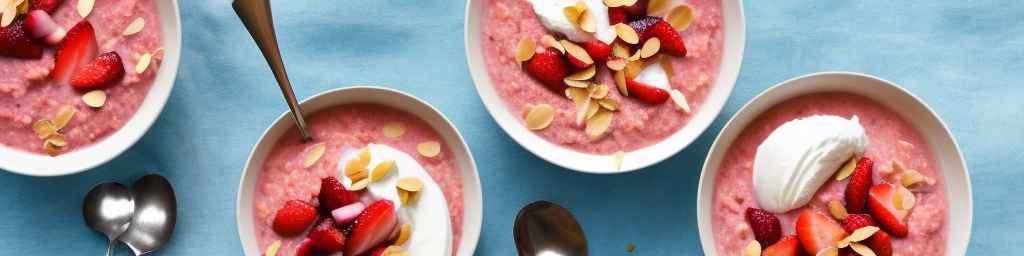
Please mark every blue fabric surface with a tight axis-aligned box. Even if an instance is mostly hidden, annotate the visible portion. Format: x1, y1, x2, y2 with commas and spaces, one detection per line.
0, 0, 1020, 254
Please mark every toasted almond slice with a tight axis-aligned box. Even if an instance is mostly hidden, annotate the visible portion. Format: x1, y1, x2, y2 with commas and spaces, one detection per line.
53, 105, 76, 130
900, 169, 925, 187
1, 1, 15, 27
573, 89, 592, 125
417, 141, 441, 157
136, 53, 153, 74
585, 110, 613, 139
32, 119, 57, 139
614, 70, 628, 96
525, 104, 556, 130
567, 65, 597, 81
815, 246, 839, 256
893, 185, 917, 210
639, 38, 661, 58
345, 160, 368, 176
579, 9, 596, 32
847, 226, 880, 243
669, 89, 691, 113
394, 223, 412, 246
590, 84, 609, 99
666, 4, 694, 31
564, 79, 590, 88
540, 35, 565, 53
897, 139, 915, 150
514, 37, 536, 64
560, 40, 594, 65
303, 142, 327, 168
563, 5, 582, 24
585, 100, 600, 120
383, 122, 406, 138
371, 160, 396, 182
567, 87, 590, 101
743, 240, 761, 256
646, 0, 671, 15
46, 133, 67, 147
397, 177, 424, 192
659, 56, 674, 76
623, 59, 646, 79
606, 58, 627, 71
77, 0, 94, 18
613, 151, 625, 170
265, 240, 282, 256
598, 98, 619, 111
42, 135, 66, 156
828, 200, 848, 220
123, 17, 145, 36
349, 169, 369, 181
849, 243, 876, 256
835, 156, 860, 181
612, 42, 631, 58
603, 0, 638, 8
82, 90, 107, 108
15, 0, 27, 15
348, 179, 370, 191
397, 189, 409, 205
613, 23, 639, 44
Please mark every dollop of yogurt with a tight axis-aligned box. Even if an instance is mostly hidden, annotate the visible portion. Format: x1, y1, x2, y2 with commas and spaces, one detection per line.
752, 115, 869, 213
528, 0, 615, 43
338, 144, 452, 255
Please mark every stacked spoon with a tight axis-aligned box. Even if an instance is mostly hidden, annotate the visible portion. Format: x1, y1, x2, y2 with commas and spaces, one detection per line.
82, 174, 176, 256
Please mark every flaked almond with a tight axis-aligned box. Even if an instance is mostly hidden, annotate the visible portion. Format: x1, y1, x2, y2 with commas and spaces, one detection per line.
82, 90, 107, 108
590, 83, 609, 99
567, 87, 590, 101
264, 240, 282, 256
397, 177, 424, 192
345, 160, 369, 176
77, 0, 94, 18
349, 169, 369, 181
585, 110, 613, 139
397, 189, 410, 205
562, 5, 582, 24
613, 151, 625, 171
356, 147, 372, 166
669, 89, 691, 113
348, 179, 370, 191
32, 119, 58, 139
1, 1, 15, 27
847, 226, 880, 243
585, 100, 600, 120
383, 122, 406, 138
53, 105, 76, 130
565, 79, 590, 88
893, 185, 916, 210
573, 90, 592, 125
46, 134, 67, 147
612, 42, 631, 58
136, 53, 153, 74
541, 35, 565, 53
815, 246, 839, 256
561, 40, 594, 65
835, 156, 860, 181
417, 141, 441, 158
578, 9, 596, 32
371, 160, 396, 182
900, 169, 925, 188
514, 37, 536, 64
849, 243, 876, 256
566, 65, 597, 81
614, 70, 628, 96
598, 98, 619, 111
603, 0, 638, 8
16, 0, 27, 15
666, 4, 694, 31
646, 0, 671, 15
623, 59, 646, 78
525, 104, 556, 130
897, 139, 915, 151
627, 49, 643, 61
743, 240, 761, 256
613, 23, 639, 44
42, 135, 65, 156
638, 38, 661, 58
828, 200, 848, 220
394, 223, 412, 246
123, 17, 145, 36
303, 142, 327, 168
607, 58, 627, 71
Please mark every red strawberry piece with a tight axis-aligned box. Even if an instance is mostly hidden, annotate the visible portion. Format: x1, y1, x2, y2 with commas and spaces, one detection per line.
0, 20, 44, 59
628, 16, 662, 38
53, 20, 98, 83
745, 207, 782, 246
523, 47, 569, 92
841, 214, 876, 231
565, 52, 591, 69
319, 177, 360, 212
294, 238, 317, 256
795, 210, 848, 255
844, 157, 873, 213
369, 245, 392, 256
580, 40, 611, 63
625, 78, 669, 104
867, 183, 909, 238
271, 200, 319, 237
30, 0, 64, 14
25, 10, 65, 45
842, 214, 893, 256
344, 200, 398, 256
762, 235, 800, 256
642, 20, 687, 57
622, 0, 649, 16
608, 7, 628, 25
308, 218, 346, 253
69, 52, 125, 90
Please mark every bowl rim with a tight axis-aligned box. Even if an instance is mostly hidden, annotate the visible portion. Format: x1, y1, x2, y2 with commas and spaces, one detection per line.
695, 71, 973, 255
0, 0, 183, 176
463, 0, 746, 174
235, 86, 483, 256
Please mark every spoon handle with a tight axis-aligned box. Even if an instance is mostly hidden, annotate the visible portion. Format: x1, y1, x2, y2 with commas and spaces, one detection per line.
105, 240, 114, 256
232, 0, 312, 142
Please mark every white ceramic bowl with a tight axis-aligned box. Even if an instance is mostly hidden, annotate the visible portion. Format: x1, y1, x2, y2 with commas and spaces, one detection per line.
0, 0, 182, 176
696, 72, 972, 255
464, 0, 746, 173
236, 86, 483, 256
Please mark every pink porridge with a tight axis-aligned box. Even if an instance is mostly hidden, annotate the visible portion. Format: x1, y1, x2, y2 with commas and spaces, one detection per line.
480, 0, 724, 154
252, 104, 464, 255
712, 93, 947, 255
0, 0, 163, 155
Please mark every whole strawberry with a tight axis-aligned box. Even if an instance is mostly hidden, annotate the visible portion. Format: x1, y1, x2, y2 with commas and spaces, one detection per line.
745, 207, 782, 246
271, 200, 318, 237
523, 47, 569, 92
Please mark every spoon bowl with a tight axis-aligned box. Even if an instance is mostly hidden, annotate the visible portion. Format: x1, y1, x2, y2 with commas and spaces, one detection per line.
83, 182, 135, 256
513, 201, 588, 256
119, 174, 177, 255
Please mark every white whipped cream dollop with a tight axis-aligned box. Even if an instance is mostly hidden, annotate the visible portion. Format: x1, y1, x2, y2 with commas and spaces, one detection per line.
528, 0, 615, 43
338, 144, 452, 255
752, 115, 869, 213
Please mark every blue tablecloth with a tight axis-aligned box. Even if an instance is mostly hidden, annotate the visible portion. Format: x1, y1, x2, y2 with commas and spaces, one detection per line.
0, 0, 1019, 254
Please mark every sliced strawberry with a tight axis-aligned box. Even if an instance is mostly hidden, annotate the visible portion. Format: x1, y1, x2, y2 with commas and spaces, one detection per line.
25, 10, 65, 45
762, 235, 800, 256
523, 47, 569, 92
565, 52, 591, 69
319, 177, 360, 212
580, 40, 611, 63
608, 7, 628, 25
53, 20, 98, 83
622, 0, 649, 16
294, 238, 317, 256
841, 214, 876, 232
0, 20, 44, 59
30, 0, 64, 14
69, 52, 125, 90
842, 214, 893, 256
344, 200, 398, 256
642, 20, 687, 57
795, 210, 848, 255
745, 207, 782, 246
625, 78, 669, 104
628, 16, 662, 37
271, 200, 319, 237
867, 183, 909, 238
308, 218, 346, 253
845, 157, 873, 213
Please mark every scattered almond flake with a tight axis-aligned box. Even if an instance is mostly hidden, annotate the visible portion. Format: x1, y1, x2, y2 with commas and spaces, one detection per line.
900, 169, 927, 188
847, 226, 880, 243
590, 84, 609, 99
525, 104, 555, 130
52, 105, 76, 130
348, 179, 370, 191
416, 141, 441, 157
585, 100, 600, 120
573, 89, 592, 125
614, 70, 628, 96
743, 240, 761, 256
834, 156, 860, 181
827, 200, 848, 220
897, 139, 915, 150
153, 47, 166, 60
560, 40, 594, 65
612, 42, 631, 58
15, 0, 26, 15
849, 243, 876, 256
669, 89, 691, 113
578, 9, 597, 32
42, 138, 64, 156
1, 0, 15, 28
815, 246, 838, 256
658, 55, 674, 76
623, 59, 646, 78
397, 177, 424, 192
77, 0, 94, 18
567, 87, 589, 101
891, 160, 905, 174
265, 240, 282, 256
302, 142, 327, 168
46, 133, 67, 147
514, 37, 536, 65
123, 17, 145, 36
613, 23, 639, 44
357, 147, 372, 165
603, 0, 638, 8
371, 160, 396, 182
585, 110, 613, 139
345, 160, 368, 176
606, 58, 627, 71
394, 223, 412, 246
567, 65, 597, 81
135, 53, 153, 74
893, 185, 916, 210
646, 0, 671, 15
626, 243, 635, 252
540, 35, 565, 53
565, 79, 590, 88
349, 169, 369, 181
627, 49, 644, 62
666, 4, 694, 31
598, 98, 619, 111
32, 120, 58, 139
562, 5, 582, 24
397, 189, 410, 205
82, 90, 107, 108
638, 38, 661, 58
382, 122, 406, 138
613, 151, 625, 170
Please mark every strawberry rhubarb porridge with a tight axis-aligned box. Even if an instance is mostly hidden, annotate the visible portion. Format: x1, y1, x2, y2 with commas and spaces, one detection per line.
711, 93, 947, 256
252, 104, 464, 256
480, 0, 724, 154
0, 0, 164, 156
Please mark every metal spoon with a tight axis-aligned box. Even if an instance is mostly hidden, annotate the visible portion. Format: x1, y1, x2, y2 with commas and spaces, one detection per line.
513, 201, 589, 256
83, 182, 135, 256
119, 174, 177, 255
232, 0, 312, 142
